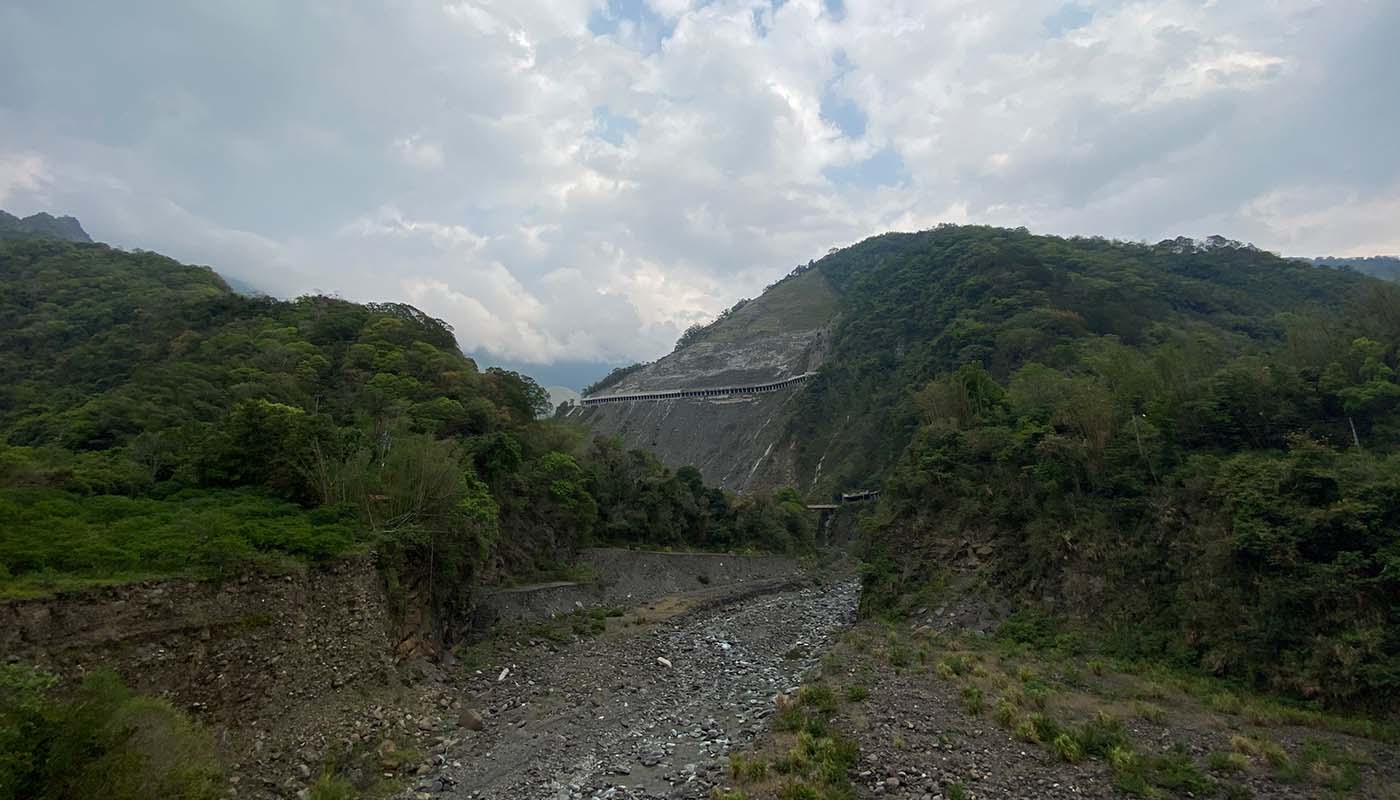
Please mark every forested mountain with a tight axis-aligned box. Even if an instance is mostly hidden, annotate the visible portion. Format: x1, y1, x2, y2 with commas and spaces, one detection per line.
1314, 255, 1400, 283
0, 211, 91, 243
584, 225, 1400, 711
776, 226, 1399, 710
0, 239, 813, 622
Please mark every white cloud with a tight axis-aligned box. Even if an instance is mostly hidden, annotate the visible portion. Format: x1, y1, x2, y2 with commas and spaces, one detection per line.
1238, 183, 1400, 257
0, 152, 47, 205
1, 0, 1396, 378
393, 135, 446, 168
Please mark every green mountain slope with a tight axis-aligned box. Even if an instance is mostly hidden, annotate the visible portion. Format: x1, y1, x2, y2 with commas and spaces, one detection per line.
1314, 255, 1400, 283
769, 225, 1399, 709
791, 227, 1378, 491
0, 239, 812, 611
0, 210, 92, 243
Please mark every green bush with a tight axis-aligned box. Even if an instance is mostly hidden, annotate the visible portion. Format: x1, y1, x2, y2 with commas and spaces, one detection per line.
960, 685, 985, 715
307, 774, 357, 800
0, 667, 222, 800
1051, 733, 1083, 763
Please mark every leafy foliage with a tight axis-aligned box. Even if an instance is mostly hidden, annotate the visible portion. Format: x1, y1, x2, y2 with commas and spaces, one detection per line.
0, 240, 809, 615
0, 666, 221, 800
1314, 255, 1400, 283
823, 228, 1400, 709
582, 361, 650, 396
790, 226, 1372, 491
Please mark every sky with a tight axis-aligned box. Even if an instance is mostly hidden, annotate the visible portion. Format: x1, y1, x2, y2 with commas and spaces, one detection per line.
2, 1, 1397, 388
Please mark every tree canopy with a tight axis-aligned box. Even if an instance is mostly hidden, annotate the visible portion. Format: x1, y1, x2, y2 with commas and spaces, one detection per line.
0, 240, 811, 615
779, 226, 1399, 710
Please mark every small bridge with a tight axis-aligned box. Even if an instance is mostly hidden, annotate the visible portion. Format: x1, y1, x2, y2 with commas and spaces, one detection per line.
580, 372, 817, 407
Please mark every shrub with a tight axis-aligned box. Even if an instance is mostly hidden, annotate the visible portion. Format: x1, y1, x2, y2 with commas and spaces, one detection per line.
1149, 744, 1215, 795
1073, 713, 1126, 758
1022, 680, 1050, 710
307, 775, 356, 800
797, 684, 838, 715
1051, 733, 1083, 763
845, 685, 869, 703
1231, 735, 1289, 768
1131, 701, 1165, 723
1208, 751, 1250, 773
992, 696, 1019, 728
960, 685, 985, 715
1014, 718, 1042, 743
1109, 746, 1151, 796
729, 754, 768, 782
889, 645, 910, 668
1, 669, 223, 800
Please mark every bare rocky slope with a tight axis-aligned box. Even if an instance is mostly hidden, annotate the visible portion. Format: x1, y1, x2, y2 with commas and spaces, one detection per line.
567, 268, 838, 493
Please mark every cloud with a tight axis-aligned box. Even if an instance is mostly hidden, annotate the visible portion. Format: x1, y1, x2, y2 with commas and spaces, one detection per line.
0, 152, 47, 205
1, 0, 1396, 379
393, 136, 446, 168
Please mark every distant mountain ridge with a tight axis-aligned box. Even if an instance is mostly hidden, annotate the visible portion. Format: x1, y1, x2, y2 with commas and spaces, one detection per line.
0, 210, 92, 243
1312, 255, 1400, 282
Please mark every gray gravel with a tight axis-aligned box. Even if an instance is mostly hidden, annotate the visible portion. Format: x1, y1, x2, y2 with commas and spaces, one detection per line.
404, 579, 858, 800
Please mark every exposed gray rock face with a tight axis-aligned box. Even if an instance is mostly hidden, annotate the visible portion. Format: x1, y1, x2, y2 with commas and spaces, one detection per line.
595, 327, 828, 393
571, 270, 837, 493
566, 390, 804, 493
0, 210, 92, 242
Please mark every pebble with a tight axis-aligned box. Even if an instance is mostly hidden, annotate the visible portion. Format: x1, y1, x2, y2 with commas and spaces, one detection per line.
410, 579, 859, 799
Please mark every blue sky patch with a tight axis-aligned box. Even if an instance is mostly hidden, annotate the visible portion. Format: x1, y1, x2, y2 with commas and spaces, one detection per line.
1043, 3, 1094, 36
593, 105, 639, 146
821, 91, 866, 138
820, 50, 864, 137
823, 146, 908, 189
587, 0, 676, 51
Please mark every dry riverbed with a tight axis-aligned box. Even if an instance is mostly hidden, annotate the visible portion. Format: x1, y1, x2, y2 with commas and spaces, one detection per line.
719, 604, 1400, 800
386, 576, 860, 800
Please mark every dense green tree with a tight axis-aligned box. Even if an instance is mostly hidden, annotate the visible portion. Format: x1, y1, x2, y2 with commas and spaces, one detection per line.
0, 239, 807, 611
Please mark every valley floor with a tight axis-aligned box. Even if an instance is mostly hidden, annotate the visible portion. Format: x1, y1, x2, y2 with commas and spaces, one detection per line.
239, 572, 1395, 800
396, 576, 859, 799
722, 610, 1400, 800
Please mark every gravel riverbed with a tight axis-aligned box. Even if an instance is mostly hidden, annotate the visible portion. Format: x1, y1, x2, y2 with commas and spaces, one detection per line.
404, 579, 859, 800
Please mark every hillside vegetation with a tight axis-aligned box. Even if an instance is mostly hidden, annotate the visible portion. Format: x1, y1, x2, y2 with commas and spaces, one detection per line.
773, 226, 1398, 711
0, 239, 814, 609
1314, 255, 1400, 283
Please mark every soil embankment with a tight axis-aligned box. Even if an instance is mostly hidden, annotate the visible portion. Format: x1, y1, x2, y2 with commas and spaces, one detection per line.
475, 547, 802, 628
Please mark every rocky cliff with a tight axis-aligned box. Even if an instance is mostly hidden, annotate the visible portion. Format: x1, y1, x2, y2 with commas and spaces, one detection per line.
568, 268, 838, 493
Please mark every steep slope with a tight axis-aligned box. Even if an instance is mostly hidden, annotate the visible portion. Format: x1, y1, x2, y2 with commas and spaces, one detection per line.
567, 267, 838, 492
788, 228, 1378, 493
571, 225, 1400, 709
576, 227, 1377, 496
0, 209, 92, 242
